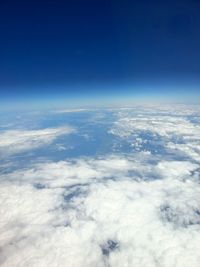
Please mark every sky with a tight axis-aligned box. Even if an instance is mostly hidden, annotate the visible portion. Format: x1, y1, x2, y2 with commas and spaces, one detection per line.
0, 0, 200, 109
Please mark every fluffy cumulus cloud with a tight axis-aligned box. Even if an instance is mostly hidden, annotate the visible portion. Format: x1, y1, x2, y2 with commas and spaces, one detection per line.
0, 126, 75, 156
1, 153, 200, 267
0, 104, 200, 267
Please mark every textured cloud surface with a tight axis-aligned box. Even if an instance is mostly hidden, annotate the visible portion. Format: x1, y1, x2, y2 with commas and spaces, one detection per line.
109, 105, 200, 162
0, 105, 200, 267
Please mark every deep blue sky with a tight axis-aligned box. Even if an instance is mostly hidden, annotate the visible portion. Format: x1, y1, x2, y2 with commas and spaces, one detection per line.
0, 0, 200, 107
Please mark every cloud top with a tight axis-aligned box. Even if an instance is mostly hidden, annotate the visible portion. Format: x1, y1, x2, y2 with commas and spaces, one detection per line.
1, 153, 200, 267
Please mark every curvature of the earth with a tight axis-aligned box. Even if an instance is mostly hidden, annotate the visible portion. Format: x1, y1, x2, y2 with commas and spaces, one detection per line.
0, 104, 200, 267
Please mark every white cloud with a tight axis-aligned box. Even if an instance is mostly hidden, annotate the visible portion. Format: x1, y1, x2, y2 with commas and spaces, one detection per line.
110, 115, 200, 138
54, 108, 90, 113
1, 154, 200, 267
109, 105, 200, 162
1, 104, 200, 267
0, 126, 75, 156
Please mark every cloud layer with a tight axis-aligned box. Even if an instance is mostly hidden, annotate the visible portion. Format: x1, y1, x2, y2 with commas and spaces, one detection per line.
1, 153, 200, 267
0, 104, 200, 267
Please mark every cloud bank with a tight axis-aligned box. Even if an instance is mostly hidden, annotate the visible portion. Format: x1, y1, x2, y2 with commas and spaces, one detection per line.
1, 153, 200, 267
0, 104, 200, 267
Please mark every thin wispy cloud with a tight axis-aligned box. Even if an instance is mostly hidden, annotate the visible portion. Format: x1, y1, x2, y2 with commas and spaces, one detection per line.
0, 126, 75, 156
